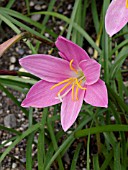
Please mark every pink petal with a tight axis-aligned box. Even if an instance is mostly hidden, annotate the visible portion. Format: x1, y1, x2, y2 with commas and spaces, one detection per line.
61, 89, 85, 131
105, 0, 128, 36
19, 54, 74, 83
21, 80, 61, 108
55, 36, 90, 66
84, 79, 108, 108
79, 59, 101, 85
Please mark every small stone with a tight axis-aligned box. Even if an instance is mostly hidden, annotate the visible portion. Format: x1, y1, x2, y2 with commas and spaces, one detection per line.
15, 147, 19, 154
14, 156, 19, 159
44, 33, 49, 38
9, 65, 14, 70
10, 56, 16, 63
58, 8, 63, 13
88, 47, 93, 55
30, 1, 34, 7
59, 26, 64, 31
67, 4, 72, 10
4, 114, 16, 128
12, 163, 17, 169
2, 92, 6, 96
1, 140, 12, 146
35, 4, 41, 10
31, 14, 41, 21
16, 47, 24, 55
41, 5, 47, 9
110, 116, 115, 121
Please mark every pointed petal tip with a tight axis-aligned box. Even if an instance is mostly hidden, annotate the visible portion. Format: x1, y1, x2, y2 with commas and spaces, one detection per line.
62, 124, 70, 132
21, 99, 30, 108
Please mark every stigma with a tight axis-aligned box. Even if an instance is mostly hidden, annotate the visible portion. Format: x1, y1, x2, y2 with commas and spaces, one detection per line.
50, 59, 86, 101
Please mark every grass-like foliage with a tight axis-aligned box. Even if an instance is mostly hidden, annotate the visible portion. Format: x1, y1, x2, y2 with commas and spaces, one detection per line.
0, 0, 128, 169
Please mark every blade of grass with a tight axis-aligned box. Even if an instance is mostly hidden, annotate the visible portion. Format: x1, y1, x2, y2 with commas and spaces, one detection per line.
75, 125, 128, 138
25, 0, 30, 15
114, 143, 121, 170
70, 143, 82, 170
93, 154, 100, 170
35, 0, 56, 51
37, 108, 48, 170
101, 150, 113, 170
67, 0, 79, 40
26, 107, 34, 170
47, 116, 64, 170
91, 0, 99, 34
6, 0, 15, 8
0, 125, 21, 135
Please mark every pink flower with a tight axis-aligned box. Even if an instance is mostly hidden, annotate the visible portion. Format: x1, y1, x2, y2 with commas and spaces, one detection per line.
105, 0, 128, 36
19, 36, 108, 131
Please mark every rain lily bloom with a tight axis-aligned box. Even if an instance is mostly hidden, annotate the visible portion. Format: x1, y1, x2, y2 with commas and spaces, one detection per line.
105, 0, 128, 36
19, 36, 108, 131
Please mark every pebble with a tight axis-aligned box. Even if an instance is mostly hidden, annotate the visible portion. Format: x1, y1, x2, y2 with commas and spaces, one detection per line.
59, 26, 64, 31
1, 140, 12, 146
16, 47, 24, 55
41, 5, 47, 9
4, 114, 16, 128
44, 33, 49, 38
10, 56, 16, 63
31, 14, 41, 21
12, 163, 17, 169
110, 116, 115, 121
29, 1, 34, 7
9, 64, 14, 70
88, 47, 93, 55
67, 4, 72, 10
2, 92, 6, 96
35, 4, 41, 10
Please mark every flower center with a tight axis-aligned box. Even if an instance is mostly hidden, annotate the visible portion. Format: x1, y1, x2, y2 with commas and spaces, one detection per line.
126, 0, 128, 8
50, 59, 86, 101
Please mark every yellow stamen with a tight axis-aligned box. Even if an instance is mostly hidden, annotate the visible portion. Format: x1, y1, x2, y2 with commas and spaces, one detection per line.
57, 81, 72, 96
50, 78, 72, 90
75, 79, 86, 90
75, 85, 79, 100
69, 59, 78, 74
126, 0, 128, 8
72, 83, 75, 100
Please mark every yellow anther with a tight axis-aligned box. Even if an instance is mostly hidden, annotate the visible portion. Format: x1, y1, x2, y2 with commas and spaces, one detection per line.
57, 81, 72, 96
75, 79, 86, 90
75, 85, 79, 100
126, 0, 128, 8
50, 78, 72, 90
71, 83, 75, 101
69, 59, 78, 74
